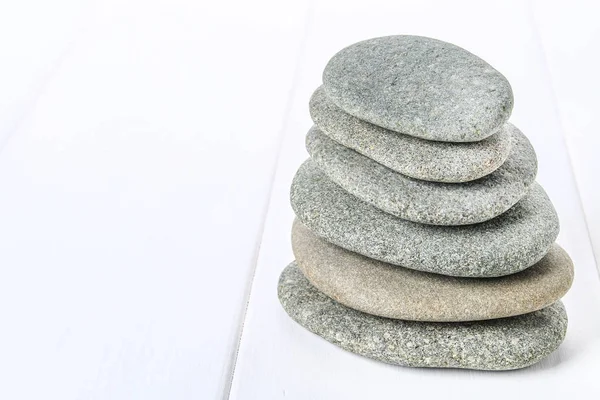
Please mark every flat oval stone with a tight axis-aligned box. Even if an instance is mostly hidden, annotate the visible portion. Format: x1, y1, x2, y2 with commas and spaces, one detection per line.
322, 36, 514, 142
290, 160, 559, 277
309, 86, 512, 182
279, 263, 568, 370
306, 125, 536, 225
292, 220, 573, 322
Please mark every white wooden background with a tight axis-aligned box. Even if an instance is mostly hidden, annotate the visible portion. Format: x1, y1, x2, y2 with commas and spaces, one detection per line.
0, 1, 598, 399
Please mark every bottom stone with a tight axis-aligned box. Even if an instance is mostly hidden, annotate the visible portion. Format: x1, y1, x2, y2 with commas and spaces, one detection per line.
278, 262, 568, 371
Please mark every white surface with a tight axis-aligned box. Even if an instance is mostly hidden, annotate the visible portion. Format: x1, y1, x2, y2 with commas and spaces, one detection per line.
0, 1, 306, 398
0, 1, 89, 147
0, 1, 598, 399
532, 0, 600, 264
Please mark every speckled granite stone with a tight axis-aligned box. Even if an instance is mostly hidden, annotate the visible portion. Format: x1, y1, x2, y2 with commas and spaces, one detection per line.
309, 86, 512, 183
322, 35, 513, 142
290, 160, 559, 277
306, 125, 536, 225
292, 220, 573, 322
278, 262, 568, 370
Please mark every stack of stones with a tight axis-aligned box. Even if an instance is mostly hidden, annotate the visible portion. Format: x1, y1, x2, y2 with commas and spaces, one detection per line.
278, 36, 574, 371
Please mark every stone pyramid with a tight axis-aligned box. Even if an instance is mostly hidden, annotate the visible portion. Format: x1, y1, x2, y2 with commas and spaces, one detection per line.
278, 35, 573, 371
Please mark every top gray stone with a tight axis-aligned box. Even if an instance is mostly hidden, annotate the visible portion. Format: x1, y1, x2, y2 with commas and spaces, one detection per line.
309, 86, 512, 182
323, 35, 513, 142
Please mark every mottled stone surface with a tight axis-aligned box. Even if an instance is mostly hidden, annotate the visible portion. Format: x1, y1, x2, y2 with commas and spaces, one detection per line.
322, 35, 513, 142
306, 125, 535, 225
278, 263, 568, 370
309, 86, 512, 183
292, 220, 573, 322
290, 160, 559, 277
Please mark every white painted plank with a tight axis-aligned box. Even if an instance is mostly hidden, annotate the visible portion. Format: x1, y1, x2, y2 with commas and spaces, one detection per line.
531, 0, 600, 269
0, 1, 308, 398
230, 1, 600, 398
0, 0, 91, 147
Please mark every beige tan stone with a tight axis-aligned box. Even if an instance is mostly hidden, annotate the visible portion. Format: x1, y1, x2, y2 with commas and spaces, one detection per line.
292, 220, 573, 322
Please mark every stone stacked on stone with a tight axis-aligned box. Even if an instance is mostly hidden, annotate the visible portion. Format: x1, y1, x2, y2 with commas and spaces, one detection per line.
278, 35, 573, 371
